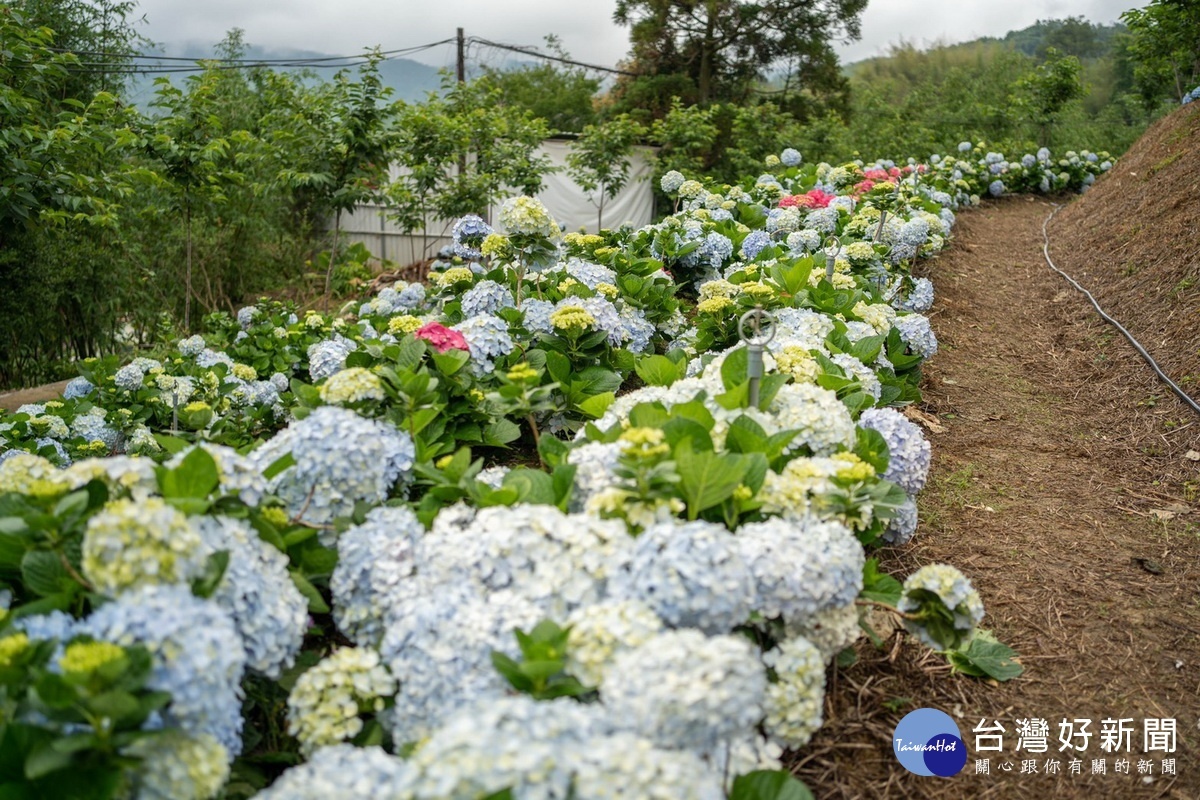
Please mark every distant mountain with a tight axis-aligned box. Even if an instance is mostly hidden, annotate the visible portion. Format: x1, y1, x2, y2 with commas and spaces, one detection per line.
125, 42, 445, 107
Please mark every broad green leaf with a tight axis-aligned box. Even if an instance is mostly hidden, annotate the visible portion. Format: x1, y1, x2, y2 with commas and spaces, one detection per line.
289, 570, 330, 614
729, 770, 815, 800
946, 630, 1024, 681
262, 452, 295, 481
676, 443, 749, 519
20, 550, 72, 597
576, 392, 615, 419
860, 559, 902, 607
634, 355, 680, 387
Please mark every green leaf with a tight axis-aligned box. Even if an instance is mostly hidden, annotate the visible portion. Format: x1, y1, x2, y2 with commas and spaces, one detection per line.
946, 630, 1024, 681
576, 392, 615, 419
634, 355, 680, 387
262, 452, 295, 481
490, 651, 533, 692
860, 559, 903, 607
551, 465, 577, 511
155, 447, 219, 501
853, 427, 890, 475
720, 346, 749, 391
729, 770, 815, 800
544, 351, 572, 385
20, 551, 72, 597
676, 443, 749, 519
33, 673, 77, 710
502, 469, 556, 506
150, 433, 189, 455
483, 419, 522, 447
289, 570, 330, 614
191, 550, 229, 599
24, 742, 73, 781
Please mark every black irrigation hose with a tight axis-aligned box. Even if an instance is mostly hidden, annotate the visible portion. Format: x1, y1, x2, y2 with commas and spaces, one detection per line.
1041, 204, 1200, 416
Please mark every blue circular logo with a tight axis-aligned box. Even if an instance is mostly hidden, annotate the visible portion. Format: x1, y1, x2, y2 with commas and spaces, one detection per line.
893, 708, 967, 777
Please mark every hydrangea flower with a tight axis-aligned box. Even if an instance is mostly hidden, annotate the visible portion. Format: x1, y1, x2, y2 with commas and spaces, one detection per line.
249, 406, 415, 526
451, 214, 494, 259
252, 745, 415, 799
307, 337, 356, 382
894, 313, 938, 359
82, 497, 205, 596
898, 276, 935, 313
608, 520, 754, 634
62, 376, 94, 400
82, 584, 246, 755
988, 179, 1005, 197
565, 599, 664, 687
736, 516, 865, 622
780, 148, 802, 167
318, 367, 385, 406
414, 322, 469, 353
762, 636, 825, 748
454, 313, 514, 375
566, 441, 622, 512
660, 170, 686, 194
858, 408, 932, 494
603, 629, 766, 751
418, 504, 631, 619
287, 647, 396, 754
123, 731, 230, 800
498, 196, 559, 238
331, 505, 424, 646
460, 279, 515, 318
784, 603, 862, 662
379, 585, 542, 742
898, 563, 985, 650
740, 230, 772, 260
192, 516, 308, 678
114, 364, 146, 391
751, 382, 855, 456
881, 494, 919, 545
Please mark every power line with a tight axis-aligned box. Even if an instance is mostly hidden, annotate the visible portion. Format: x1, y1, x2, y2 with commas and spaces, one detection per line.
466, 36, 637, 77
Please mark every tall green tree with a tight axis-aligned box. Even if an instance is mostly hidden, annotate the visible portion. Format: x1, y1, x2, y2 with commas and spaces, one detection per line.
1013, 47, 1085, 147
566, 114, 647, 230
612, 0, 867, 107
480, 36, 600, 133
1121, 0, 1200, 103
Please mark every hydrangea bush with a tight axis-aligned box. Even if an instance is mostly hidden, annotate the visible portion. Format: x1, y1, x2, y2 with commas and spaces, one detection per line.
0, 142, 1077, 798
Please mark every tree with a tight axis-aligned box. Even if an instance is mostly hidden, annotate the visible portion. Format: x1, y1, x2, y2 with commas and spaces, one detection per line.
612, 0, 867, 106
1121, 0, 1200, 103
272, 51, 401, 310
1013, 47, 1085, 147
480, 36, 600, 133
388, 75, 552, 255
566, 114, 647, 230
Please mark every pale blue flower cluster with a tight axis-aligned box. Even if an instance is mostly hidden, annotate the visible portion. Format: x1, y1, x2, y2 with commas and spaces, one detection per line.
894, 313, 938, 359
252, 745, 415, 799
193, 516, 308, 678
63, 376, 94, 400
460, 279, 515, 318
82, 584, 246, 755
897, 276, 935, 313
898, 563, 985, 649
565, 258, 617, 289
331, 505, 424, 647
609, 520, 754, 634
740, 230, 772, 260
454, 313, 514, 375
306, 336, 356, 382
451, 214, 494, 259
602, 629, 766, 751
660, 170, 686, 194
780, 148, 802, 167
858, 407, 932, 494
736, 517, 864, 621
250, 406, 415, 525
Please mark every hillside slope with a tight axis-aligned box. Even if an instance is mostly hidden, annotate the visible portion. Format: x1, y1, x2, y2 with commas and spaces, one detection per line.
1052, 102, 1200, 387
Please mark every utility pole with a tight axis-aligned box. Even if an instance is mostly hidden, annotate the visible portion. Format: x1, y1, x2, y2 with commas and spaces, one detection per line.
456, 28, 465, 85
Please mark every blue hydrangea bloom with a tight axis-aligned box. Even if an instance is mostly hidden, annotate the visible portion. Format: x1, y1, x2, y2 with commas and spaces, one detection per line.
780, 148, 802, 167
454, 314, 515, 375
740, 230, 772, 261
460, 280, 515, 318
858, 407, 932, 494
81, 584, 246, 756
63, 377, 94, 400
988, 180, 1005, 197
452, 214, 493, 259
894, 313, 938, 359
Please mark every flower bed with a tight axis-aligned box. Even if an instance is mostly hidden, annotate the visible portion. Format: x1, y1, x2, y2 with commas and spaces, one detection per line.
0, 144, 1110, 799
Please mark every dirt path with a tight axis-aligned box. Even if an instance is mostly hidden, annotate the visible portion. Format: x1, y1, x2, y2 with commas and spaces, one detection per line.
0, 380, 71, 412
796, 196, 1200, 799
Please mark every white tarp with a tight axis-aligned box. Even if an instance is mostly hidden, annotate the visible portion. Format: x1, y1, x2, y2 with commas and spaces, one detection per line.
336, 138, 659, 267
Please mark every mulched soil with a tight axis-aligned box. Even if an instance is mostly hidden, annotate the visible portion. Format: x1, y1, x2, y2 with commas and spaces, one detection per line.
794, 192, 1200, 798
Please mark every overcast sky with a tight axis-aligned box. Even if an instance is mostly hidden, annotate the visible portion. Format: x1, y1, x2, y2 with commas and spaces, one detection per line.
133, 0, 1144, 68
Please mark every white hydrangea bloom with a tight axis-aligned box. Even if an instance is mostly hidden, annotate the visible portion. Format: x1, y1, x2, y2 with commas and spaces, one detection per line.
762, 636, 826, 748
565, 599, 664, 687
286, 647, 396, 754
